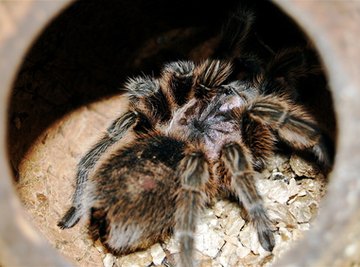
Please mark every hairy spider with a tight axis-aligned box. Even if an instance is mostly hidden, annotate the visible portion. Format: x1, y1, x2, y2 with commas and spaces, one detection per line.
58, 59, 330, 264
58, 6, 331, 267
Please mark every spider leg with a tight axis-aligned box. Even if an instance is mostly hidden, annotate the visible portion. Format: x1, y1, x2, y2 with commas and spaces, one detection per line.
59, 75, 163, 229
259, 47, 322, 99
213, 3, 255, 59
241, 114, 276, 170
175, 149, 210, 267
248, 96, 332, 169
213, 5, 266, 83
58, 111, 137, 229
221, 142, 275, 252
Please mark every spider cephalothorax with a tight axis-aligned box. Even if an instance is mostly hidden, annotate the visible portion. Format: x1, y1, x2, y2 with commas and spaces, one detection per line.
58, 57, 330, 266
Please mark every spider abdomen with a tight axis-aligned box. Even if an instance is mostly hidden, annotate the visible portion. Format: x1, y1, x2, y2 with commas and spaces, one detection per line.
86, 135, 185, 254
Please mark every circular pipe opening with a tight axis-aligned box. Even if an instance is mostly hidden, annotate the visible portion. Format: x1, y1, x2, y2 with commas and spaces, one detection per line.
1, 0, 359, 266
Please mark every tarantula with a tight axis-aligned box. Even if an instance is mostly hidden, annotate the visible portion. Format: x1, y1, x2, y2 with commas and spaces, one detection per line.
58, 6, 331, 267
58, 60, 330, 264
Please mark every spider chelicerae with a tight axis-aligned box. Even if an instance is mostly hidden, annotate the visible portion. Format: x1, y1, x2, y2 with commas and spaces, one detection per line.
58, 7, 331, 267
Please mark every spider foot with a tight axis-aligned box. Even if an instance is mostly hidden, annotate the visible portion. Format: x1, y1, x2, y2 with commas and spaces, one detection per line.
57, 206, 80, 229
256, 222, 275, 252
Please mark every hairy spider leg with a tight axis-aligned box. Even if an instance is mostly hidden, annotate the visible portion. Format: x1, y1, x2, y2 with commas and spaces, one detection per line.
221, 142, 275, 252
259, 47, 322, 98
214, 3, 255, 59
58, 74, 166, 229
214, 2, 264, 80
58, 111, 138, 229
248, 96, 332, 169
174, 150, 210, 267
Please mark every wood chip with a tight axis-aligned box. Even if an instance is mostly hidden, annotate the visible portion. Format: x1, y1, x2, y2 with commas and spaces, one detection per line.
116, 250, 153, 267
150, 243, 166, 265
103, 253, 115, 267
290, 154, 320, 178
